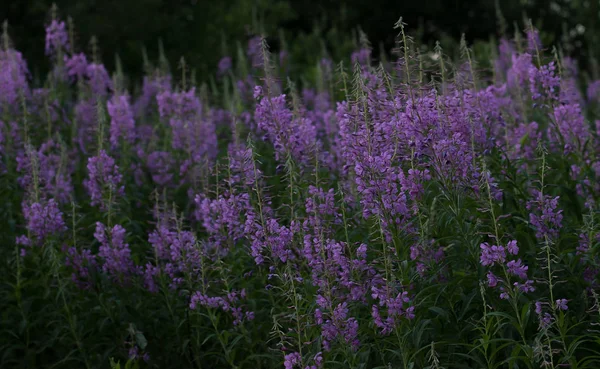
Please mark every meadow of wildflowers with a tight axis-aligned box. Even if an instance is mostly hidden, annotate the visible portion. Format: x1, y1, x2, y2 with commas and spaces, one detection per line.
2, 8, 600, 369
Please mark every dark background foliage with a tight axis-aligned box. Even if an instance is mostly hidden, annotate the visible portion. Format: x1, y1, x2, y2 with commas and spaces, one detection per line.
4, 0, 600, 81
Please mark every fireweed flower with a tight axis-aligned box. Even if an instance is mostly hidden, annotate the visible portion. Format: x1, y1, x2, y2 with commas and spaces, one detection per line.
146, 151, 174, 187
84, 150, 125, 209
16, 199, 66, 247
0, 48, 29, 107
156, 88, 217, 163
283, 352, 301, 369
133, 73, 171, 117
95, 222, 137, 283
507, 53, 533, 91
65, 246, 98, 289
555, 299, 568, 311
526, 190, 563, 240
528, 62, 560, 101
481, 240, 535, 298
217, 56, 232, 77
64, 53, 88, 81
247, 36, 263, 67
189, 289, 252, 326
86, 63, 112, 96
107, 94, 136, 148
226, 143, 261, 188
16, 140, 74, 204
494, 38, 514, 78
526, 26, 542, 54
254, 94, 319, 165
194, 192, 251, 253
587, 80, 600, 103
45, 20, 69, 56
245, 214, 296, 265
550, 103, 588, 153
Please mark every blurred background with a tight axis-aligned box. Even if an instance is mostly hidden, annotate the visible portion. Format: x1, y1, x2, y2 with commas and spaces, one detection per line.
4, 0, 599, 82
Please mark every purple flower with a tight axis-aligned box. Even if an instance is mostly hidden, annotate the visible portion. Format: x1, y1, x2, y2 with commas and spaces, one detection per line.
526, 26, 542, 54
247, 36, 264, 67
86, 63, 112, 96
0, 49, 29, 107
217, 56, 232, 76
84, 150, 124, 209
95, 222, 137, 283
283, 352, 301, 369
507, 259, 529, 279
146, 151, 174, 187
487, 271, 498, 287
480, 242, 506, 266
351, 48, 371, 66
506, 240, 519, 255
527, 190, 563, 240
64, 53, 88, 81
65, 246, 98, 289
17, 199, 66, 246
555, 299, 568, 311
107, 94, 136, 148
45, 20, 69, 56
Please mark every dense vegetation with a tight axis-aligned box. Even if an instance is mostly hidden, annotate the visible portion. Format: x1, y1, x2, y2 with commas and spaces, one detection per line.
2, 5, 600, 369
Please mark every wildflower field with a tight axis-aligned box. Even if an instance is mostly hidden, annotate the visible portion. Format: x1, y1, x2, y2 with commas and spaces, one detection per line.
2, 8, 600, 369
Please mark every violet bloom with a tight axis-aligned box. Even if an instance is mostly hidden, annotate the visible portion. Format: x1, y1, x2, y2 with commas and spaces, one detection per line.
351, 48, 371, 66
587, 80, 600, 103
217, 56, 232, 77
254, 94, 319, 165
64, 53, 88, 81
146, 151, 174, 187
17, 199, 66, 247
65, 246, 98, 289
487, 272, 499, 287
283, 352, 301, 369
506, 240, 519, 255
0, 49, 29, 107
529, 62, 560, 101
527, 190, 563, 240
247, 36, 263, 67
45, 20, 69, 56
555, 299, 568, 311
507, 53, 533, 90
107, 94, 136, 148
227, 143, 260, 187
95, 222, 137, 283
84, 150, 124, 209
495, 38, 514, 78
526, 26, 542, 54
133, 73, 171, 117
551, 103, 588, 152
479, 243, 506, 266
194, 192, 251, 252
86, 63, 112, 96
16, 140, 74, 204
189, 289, 251, 326
245, 216, 295, 265
506, 259, 529, 279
